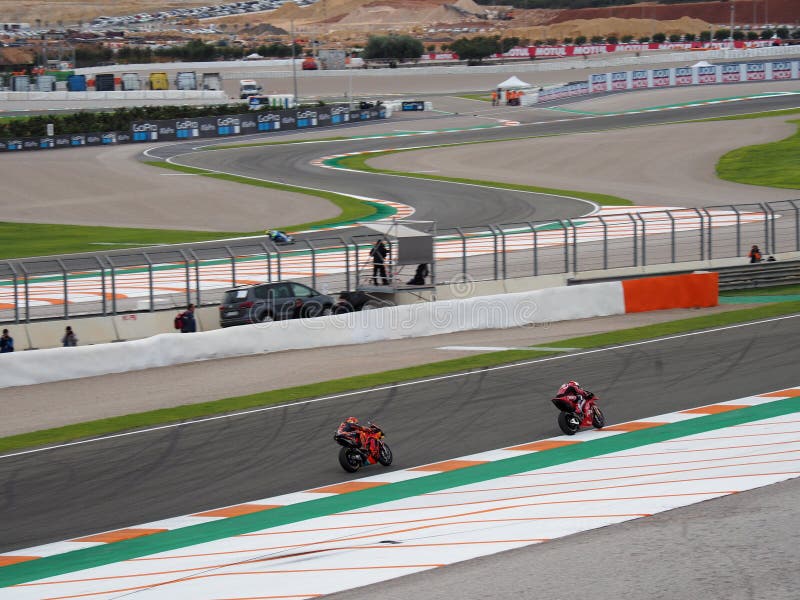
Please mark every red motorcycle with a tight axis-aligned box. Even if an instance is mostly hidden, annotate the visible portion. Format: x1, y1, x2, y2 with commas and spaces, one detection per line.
551, 394, 605, 435
334, 421, 393, 473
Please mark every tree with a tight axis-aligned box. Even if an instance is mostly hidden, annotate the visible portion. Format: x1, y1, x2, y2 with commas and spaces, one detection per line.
732, 30, 745, 41
746, 31, 759, 40
668, 34, 680, 42
562, 37, 573, 44
426, 44, 435, 52
714, 28, 731, 41
699, 30, 711, 42
590, 35, 603, 44
606, 35, 618, 45
449, 35, 500, 64
621, 34, 634, 43
545, 38, 557, 45
684, 33, 696, 42
760, 28, 774, 40
652, 32, 666, 43
501, 36, 520, 53
363, 34, 423, 61
574, 35, 586, 45
638, 36, 650, 43
775, 27, 789, 39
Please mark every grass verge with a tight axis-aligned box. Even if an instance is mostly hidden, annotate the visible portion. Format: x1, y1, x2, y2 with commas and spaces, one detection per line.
330, 150, 633, 206
2, 300, 798, 455
716, 118, 800, 189
697, 106, 800, 122
145, 161, 380, 230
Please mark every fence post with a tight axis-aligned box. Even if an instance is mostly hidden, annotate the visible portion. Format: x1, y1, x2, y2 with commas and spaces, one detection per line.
305, 240, 317, 290
498, 226, 507, 279
267, 240, 281, 283
525, 222, 538, 276
730, 205, 742, 257
765, 203, 777, 254
95, 257, 107, 316
625, 213, 638, 267
569, 219, 579, 273
142, 253, 155, 312
702, 208, 713, 260
597, 216, 608, 269
178, 250, 192, 308
558, 220, 569, 273
636, 214, 647, 266
758, 203, 770, 254
4, 262, 20, 324
455, 227, 467, 280
335, 237, 350, 291
189, 250, 201, 306
489, 225, 499, 280
789, 200, 800, 252
107, 257, 118, 315
692, 209, 705, 261
666, 211, 676, 263
224, 246, 236, 287
56, 259, 69, 319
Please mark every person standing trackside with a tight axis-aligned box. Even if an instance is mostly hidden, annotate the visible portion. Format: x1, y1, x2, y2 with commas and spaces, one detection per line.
491, 89, 498, 106
180, 303, 197, 333
62, 326, 78, 347
0, 328, 14, 353
749, 245, 763, 263
370, 238, 390, 286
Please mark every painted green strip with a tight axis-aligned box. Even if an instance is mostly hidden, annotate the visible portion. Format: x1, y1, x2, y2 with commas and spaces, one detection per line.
719, 295, 800, 304
1, 397, 797, 587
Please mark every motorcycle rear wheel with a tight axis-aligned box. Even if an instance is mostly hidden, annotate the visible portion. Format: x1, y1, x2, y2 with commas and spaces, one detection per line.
592, 406, 606, 429
338, 447, 362, 472
558, 411, 581, 436
378, 441, 393, 466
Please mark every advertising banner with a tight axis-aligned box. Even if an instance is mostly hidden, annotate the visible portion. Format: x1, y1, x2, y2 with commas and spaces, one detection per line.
674, 66, 693, 86
296, 110, 318, 128
771, 61, 792, 80
631, 70, 648, 89
746, 62, 766, 81
697, 65, 718, 84
652, 68, 670, 87
329, 105, 350, 125
611, 71, 628, 91
721, 63, 742, 82
256, 111, 282, 131
590, 73, 608, 93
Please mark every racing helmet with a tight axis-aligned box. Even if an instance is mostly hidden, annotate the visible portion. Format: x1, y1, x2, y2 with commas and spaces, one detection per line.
568, 380, 580, 389
345, 416, 359, 424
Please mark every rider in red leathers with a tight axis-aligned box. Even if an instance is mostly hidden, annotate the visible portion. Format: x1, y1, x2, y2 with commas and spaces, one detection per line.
338, 417, 376, 456
555, 381, 594, 417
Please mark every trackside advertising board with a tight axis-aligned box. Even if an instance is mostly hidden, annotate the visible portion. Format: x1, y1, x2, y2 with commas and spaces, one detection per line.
0, 104, 386, 152
535, 60, 800, 104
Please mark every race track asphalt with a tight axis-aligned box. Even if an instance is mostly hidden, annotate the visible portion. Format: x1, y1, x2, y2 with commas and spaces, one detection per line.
1, 313, 797, 553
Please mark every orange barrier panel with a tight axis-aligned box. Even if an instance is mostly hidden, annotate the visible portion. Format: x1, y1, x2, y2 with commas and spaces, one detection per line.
622, 272, 718, 313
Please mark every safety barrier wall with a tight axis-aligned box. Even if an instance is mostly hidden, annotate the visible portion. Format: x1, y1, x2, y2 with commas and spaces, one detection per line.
537, 58, 800, 102
0, 104, 386, 152
0, 271, 720, 387
0, 91, 228, 101
0, 281, 625, 387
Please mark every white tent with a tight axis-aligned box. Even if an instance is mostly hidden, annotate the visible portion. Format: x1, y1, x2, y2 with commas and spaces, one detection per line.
496, 75, 531, 89
692, 60, 713, 67
245, 52, 263, 59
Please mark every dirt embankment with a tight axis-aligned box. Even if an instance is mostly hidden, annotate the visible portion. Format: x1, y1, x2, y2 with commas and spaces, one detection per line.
505, 16, 712, 41
548, 0, 799, 26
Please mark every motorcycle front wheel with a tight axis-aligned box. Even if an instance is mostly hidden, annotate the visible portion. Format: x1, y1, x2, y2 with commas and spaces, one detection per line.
338, 447, 362, 472
592, 406, 605, 429
558, 411, 581, 436
378, 441, 393, 466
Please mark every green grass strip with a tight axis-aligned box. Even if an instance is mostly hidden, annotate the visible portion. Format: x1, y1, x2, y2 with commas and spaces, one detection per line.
328, 150, 632, 206
720, 283, 800, 297
716, 119, 800, 189
696, 106, 800, 122
0, 222, 245, 261
2, 397, 797, 587
1, 301, 798, 456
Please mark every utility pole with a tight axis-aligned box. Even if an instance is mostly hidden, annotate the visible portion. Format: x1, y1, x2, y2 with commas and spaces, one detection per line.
290, 18, 298, 103
730, 2, 735, 42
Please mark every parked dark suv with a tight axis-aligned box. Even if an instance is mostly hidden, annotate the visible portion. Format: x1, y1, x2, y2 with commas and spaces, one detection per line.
219, 282, 335, 327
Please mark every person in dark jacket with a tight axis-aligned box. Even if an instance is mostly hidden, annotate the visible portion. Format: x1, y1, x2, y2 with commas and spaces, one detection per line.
370, 239, 390, 285
749, 245, 762, 263
0, 329, 13, 353
62, 326, 78, 347
180, 303, 197, 333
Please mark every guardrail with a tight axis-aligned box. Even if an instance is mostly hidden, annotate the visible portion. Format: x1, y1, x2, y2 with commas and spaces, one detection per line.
715, 260, 800, 291
1, 200, 797, 324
